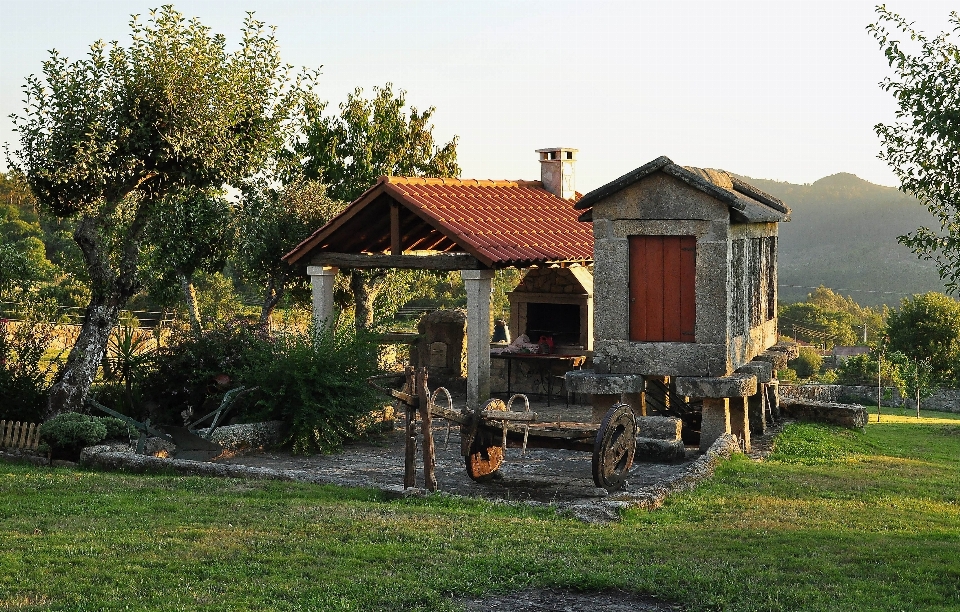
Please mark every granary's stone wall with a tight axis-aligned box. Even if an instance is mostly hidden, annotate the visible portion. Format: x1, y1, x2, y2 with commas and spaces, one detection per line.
589, 172, 778, 377
727, 223, 779, 371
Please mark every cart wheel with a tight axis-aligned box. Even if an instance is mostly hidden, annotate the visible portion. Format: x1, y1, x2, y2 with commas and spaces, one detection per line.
592, 403, 636, 491
464, 398, 506, 481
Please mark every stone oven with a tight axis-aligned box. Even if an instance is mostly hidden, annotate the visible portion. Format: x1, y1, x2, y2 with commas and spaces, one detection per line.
507, 265, 593, 351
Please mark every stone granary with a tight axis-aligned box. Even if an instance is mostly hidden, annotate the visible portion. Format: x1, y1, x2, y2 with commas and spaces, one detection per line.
282, 148, 593, 410
566, 156, 792, 452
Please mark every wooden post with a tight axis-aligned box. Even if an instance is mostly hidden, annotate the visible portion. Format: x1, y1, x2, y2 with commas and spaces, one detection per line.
403, 367, 417, 489
418, 367, 437, 491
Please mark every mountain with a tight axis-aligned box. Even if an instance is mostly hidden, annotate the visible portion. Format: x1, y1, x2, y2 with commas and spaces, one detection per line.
739, 173, 947, 307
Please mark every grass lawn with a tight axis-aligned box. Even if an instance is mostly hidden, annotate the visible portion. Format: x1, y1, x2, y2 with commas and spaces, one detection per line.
3, 411, 960, 611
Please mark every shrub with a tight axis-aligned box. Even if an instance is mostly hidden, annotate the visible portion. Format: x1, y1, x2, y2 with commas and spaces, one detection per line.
99, 416, 134, 441
241, 325, 382, 454
39, 412, 107, 459
0, 303, 64, 422
788, 347, 823, 379
137, 319, 270, 423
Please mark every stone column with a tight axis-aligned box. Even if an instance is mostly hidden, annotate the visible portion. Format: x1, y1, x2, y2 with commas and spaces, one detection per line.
621, 392, 646, 418
591, 394, 620, 423
748, 384, 767, 435
700, 398, 730, 452
729, 396, 750, 452
461, 270, 494, 411
307, 266, 339, 329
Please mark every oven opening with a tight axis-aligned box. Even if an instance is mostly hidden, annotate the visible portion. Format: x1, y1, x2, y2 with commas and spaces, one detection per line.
525, 302, 581, 346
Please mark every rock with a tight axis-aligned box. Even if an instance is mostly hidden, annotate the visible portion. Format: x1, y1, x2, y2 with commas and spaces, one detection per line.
636, 416, 682, 441
634, 437, 686, 462
780, 400, 867, 430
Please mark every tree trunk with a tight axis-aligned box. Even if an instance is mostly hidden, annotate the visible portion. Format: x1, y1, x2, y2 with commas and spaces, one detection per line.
350, 269, 389, 332
258, 276, 284, 328
47, 302, 121, 418
180, 273, 201, 333
47, 206, 148, 417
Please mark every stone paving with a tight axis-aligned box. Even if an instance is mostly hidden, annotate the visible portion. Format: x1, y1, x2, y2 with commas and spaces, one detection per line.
206, 395, 740, 520
71, 393, 775, 521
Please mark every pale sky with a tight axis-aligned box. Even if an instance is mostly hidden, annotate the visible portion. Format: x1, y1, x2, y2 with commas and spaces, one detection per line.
1, 0, 956, 193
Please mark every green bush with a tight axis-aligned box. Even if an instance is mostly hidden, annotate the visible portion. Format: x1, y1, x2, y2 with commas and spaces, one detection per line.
39, 412, 107, 458
788, 347, 823, 379
0, 309, 62, 422
241, 325, 381, 454
142, 320, 382, 453
98, 416, 133, 440
137, 320, 270, 423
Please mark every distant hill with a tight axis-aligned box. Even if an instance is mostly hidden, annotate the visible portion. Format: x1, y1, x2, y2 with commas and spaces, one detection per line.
738, 173, 947, 307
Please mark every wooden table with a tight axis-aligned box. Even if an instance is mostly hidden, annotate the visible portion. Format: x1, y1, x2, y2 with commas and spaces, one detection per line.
490, 353, 587, 406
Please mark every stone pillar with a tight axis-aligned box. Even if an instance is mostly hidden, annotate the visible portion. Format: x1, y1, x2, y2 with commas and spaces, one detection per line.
748, 384, 767, 436
700, 398, 730, 452
768, 379, 780, 421
729, 396, 750, 452
621, 392, 646, 418
591, 394, 620, 423
307, 266, 339, 329
461, 270, 494, 411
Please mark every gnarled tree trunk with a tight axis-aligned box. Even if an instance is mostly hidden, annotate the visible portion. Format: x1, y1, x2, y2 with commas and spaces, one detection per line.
47, 207, 147, 417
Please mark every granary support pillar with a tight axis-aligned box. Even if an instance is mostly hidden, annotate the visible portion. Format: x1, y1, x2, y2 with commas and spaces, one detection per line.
462, 270, 494, 410
675, 374, 757, 453
307, 266, 339, 329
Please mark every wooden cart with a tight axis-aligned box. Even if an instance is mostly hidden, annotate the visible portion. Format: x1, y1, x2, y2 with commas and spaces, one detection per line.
372, 371, 637, 491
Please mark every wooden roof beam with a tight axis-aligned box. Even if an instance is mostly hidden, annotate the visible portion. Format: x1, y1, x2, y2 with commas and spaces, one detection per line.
309, 252, 488, 271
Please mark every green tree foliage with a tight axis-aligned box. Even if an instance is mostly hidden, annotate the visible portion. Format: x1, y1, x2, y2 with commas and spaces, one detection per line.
870, 8, 960, 292
8, 6, 306, 414
788, 346, 823, 379
142, 187, 236, 331
237, 178, 345, 325
886, 292, 960, 384
833, 350, 911, 398
298, 83, 459, 203
779, 286, 886, 348
0, 173, 54, 297
294, 83, 460, 331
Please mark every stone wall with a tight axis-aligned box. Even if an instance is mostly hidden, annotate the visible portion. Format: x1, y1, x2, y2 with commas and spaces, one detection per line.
907, 388, 960, 413
779, 384, 903, 407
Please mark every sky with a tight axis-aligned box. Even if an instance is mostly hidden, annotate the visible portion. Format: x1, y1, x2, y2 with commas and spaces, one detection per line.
0, 0, 956, 194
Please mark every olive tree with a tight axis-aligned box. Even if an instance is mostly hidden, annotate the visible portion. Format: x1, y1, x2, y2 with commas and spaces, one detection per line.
8, 6, 305, 415
870, 8, 960, 292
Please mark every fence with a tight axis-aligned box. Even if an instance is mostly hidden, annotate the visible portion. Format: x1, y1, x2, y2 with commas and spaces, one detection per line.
0, 420, 41, 451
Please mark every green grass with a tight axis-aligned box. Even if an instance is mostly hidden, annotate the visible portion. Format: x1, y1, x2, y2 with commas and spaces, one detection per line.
3, 412, 960, 611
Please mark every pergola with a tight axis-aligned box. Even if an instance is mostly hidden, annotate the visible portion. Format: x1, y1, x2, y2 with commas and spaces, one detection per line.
283, 170, 593, 409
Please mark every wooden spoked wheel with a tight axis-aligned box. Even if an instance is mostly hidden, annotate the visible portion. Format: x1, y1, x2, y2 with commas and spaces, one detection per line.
464, 398, 506, 481
592, 403, 637, 491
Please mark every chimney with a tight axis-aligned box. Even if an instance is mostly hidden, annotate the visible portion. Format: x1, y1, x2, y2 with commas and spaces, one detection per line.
537, 147, 577, 200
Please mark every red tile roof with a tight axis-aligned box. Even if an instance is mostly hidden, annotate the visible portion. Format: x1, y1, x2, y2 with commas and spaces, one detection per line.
284, 176, 593, 268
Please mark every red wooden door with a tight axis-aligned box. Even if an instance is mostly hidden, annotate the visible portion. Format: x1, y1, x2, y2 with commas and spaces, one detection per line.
628, 236, 696, 342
